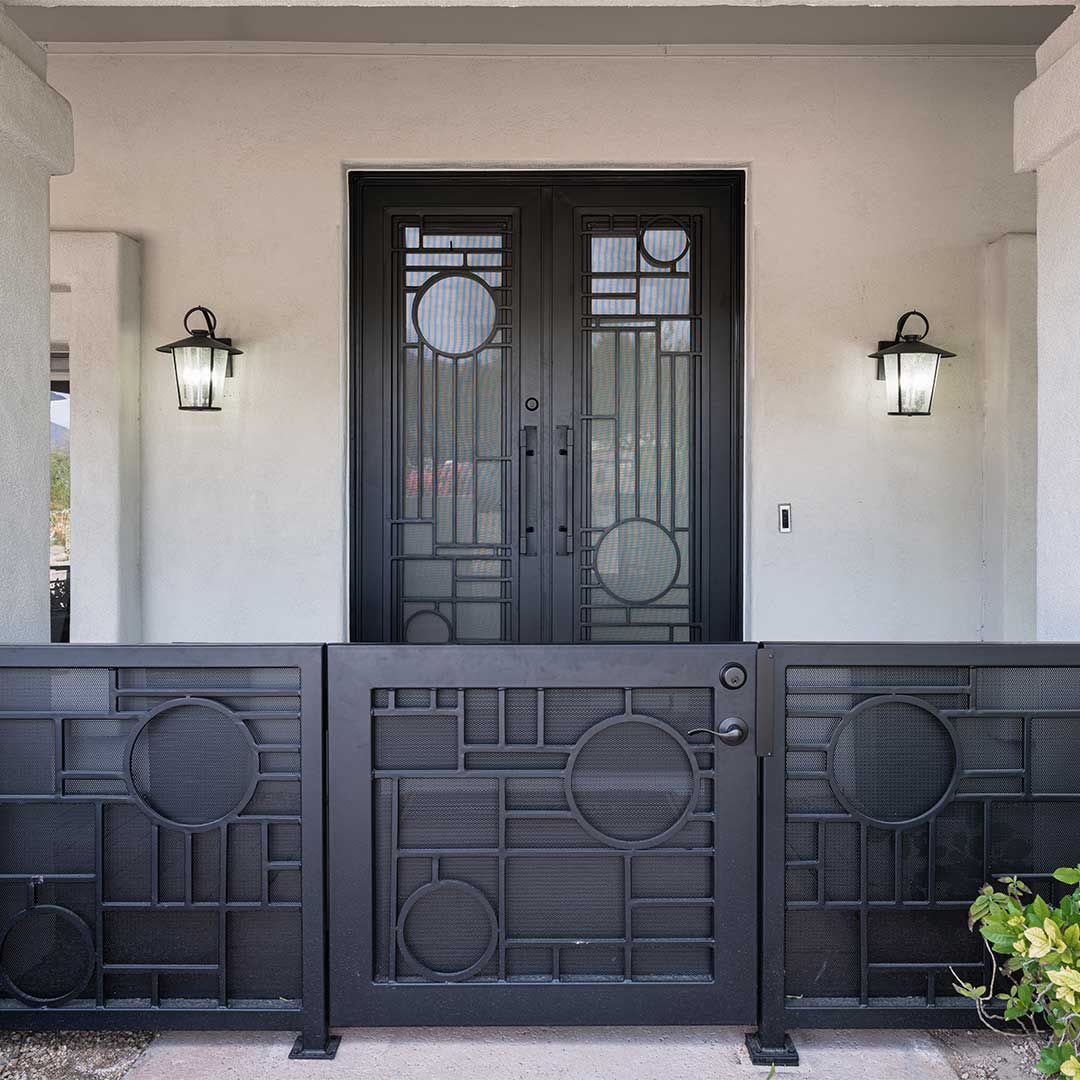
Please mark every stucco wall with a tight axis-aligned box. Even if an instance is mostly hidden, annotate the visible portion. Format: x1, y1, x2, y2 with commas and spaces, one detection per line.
45, 50, 1035, 643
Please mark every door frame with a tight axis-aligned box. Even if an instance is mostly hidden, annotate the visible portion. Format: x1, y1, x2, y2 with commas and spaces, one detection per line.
347, 169, 746, 643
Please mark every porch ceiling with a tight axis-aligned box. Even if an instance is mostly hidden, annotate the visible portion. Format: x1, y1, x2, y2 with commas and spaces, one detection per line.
8, 2, 1073, 48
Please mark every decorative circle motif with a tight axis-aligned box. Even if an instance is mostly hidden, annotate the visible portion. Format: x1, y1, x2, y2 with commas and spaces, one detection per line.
0, 905, 95, 1007
639, 218, 691, 268
566, 715, 698, 848
594, 518, 680, 605
828, 695, 961, 827
398, 879, 498, 981
414, 272, 498, 358
405, 610, 453, 644
125, 697, 258, 830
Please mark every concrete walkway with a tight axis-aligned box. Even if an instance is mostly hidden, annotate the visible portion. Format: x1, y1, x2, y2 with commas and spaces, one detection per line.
123, 1026, 1016, 1080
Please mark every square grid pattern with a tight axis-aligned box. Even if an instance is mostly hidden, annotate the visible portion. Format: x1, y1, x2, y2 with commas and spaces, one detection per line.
0, 665, 304, 1013
372, 685, 720, 984
782, 664, 1080, 1011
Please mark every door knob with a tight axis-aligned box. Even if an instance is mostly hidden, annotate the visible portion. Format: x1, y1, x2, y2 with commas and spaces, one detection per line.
688, 717, 749, 746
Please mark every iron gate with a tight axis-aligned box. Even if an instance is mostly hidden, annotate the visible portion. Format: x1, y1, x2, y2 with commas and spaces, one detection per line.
0, 646, 333, 1058
327, 645, 759, 1026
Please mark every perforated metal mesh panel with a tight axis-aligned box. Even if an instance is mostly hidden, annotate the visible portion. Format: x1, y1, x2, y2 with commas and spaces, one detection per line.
371, 684, 718, 985
0, 651, 313, 1022
776, 653, 1080, 1020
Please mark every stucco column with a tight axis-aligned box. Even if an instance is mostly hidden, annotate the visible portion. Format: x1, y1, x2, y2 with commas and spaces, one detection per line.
0, 11, 74, 642
1015, 11, 1080, 641
51, 232, 143, 643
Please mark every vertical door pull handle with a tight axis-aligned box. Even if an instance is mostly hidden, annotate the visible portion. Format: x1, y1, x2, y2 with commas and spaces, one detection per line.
519, 425, 537, 556
556, 425, 574, 556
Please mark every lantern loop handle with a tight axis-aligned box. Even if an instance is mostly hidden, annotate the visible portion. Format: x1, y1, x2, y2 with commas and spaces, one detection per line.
894, 310, 929, 342
183, 306, 218, 337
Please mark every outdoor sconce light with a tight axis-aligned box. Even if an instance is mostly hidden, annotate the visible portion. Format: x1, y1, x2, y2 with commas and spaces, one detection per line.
869, 310, 955, 417
156, 306, 242, 411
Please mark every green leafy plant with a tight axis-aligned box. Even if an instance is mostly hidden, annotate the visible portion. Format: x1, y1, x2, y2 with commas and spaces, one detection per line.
954, 865, 1080, 1078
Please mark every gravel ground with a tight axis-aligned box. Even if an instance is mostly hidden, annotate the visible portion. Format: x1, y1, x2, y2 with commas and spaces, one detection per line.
0, 1032, 153, 1080
930, 1029, 1046, 1080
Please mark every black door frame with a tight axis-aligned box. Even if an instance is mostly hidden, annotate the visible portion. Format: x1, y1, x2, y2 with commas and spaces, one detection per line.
348, 170, 745, 643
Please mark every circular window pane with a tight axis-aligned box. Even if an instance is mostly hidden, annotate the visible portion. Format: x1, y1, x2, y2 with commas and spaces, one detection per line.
129, 701, 256, 827
640, 223, 690, 267
400, 881, 497, 980
405, 610, 452, 643
595, 519, 679, 605
831, 699, 957, 825
415, 273, 497, 356
568, 718, 696, 846
0, 907, 94, 1005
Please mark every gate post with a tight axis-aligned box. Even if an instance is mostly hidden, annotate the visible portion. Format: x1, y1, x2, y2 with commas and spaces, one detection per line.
747, 648, 799, 1067
290, 646, 340, 1060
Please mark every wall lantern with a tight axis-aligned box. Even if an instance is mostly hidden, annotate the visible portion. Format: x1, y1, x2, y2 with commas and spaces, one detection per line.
156, 306, 241, 411
869, 310, 955, 417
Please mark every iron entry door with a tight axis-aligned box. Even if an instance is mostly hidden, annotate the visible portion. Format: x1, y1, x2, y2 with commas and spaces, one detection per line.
328, 644, 758, 1027
351, 173, 743, 644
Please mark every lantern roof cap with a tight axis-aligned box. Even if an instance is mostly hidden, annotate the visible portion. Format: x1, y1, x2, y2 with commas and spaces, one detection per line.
156, 330, 242, 356
868, 338, 955, 360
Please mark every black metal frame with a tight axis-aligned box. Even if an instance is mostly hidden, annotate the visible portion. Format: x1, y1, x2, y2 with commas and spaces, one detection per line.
348, 171, 745, 645
757, 642, 1080, 1065
326, 644, 759, 1026
0, 645, 334, 1058
8, 640, 1080, 1066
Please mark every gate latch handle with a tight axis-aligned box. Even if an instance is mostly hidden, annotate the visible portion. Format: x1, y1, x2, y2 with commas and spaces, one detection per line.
688, 717, 749, 747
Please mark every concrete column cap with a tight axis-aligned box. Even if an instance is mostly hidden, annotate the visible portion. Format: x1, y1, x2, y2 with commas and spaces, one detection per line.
0, 10, 74, 176
1015, 28, 1080, 173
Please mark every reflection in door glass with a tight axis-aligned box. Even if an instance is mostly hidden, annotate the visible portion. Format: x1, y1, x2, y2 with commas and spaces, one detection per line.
581, 217, 698, 642
394, 220, 513, 643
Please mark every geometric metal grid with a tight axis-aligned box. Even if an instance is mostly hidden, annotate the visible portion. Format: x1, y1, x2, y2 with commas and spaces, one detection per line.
577, 213, 702, 642
0, 646, 325, 1049
391, 215, 517, 644
372, 684, 719, 984
763, 647, 1080, 1035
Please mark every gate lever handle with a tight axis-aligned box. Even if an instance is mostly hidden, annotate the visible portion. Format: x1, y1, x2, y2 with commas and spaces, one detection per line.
688, 718, 749, 746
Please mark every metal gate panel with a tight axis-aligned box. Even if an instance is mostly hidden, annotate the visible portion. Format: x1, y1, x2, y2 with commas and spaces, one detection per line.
328, 644, 758, 1026
761, 643, 1080, 1044
0, 645, 328, 1052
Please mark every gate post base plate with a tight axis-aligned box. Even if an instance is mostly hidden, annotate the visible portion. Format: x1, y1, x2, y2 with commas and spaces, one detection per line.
290, 1034, 341, 1060
745, 1032, 799, 1067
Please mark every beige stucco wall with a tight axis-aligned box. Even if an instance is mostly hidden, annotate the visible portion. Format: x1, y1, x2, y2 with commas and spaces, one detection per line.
45, 49, 1035, 642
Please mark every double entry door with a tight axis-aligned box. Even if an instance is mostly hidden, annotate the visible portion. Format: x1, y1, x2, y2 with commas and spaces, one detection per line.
352, 173, 743, 644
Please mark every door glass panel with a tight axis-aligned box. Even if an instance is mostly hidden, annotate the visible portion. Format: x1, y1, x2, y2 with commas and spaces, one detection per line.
580, 215, 700, 642
393, 218, 514, 643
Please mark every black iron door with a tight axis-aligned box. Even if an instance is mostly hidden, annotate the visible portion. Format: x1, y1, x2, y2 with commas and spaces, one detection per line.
327, 644, 759, 1026
351, 172, 743, 644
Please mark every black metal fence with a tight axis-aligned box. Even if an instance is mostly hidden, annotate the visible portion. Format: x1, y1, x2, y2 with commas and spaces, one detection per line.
0, 646, 331, 1058
758, 644, 1080, 1063
2, 642, 1079, 1065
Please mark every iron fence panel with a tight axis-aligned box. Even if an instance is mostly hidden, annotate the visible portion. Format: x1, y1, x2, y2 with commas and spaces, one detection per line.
0, 645, 331, 1057
759, 643, 1080, 1059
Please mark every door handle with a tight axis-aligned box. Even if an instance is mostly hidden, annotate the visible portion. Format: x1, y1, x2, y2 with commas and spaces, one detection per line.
688, 717, 749, 747
519, 425, 537, 557
555, 425, 574, 556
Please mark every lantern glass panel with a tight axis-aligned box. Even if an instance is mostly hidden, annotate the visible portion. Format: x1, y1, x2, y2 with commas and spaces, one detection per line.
173, 345, 228, 409
884, 351, 939, 415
